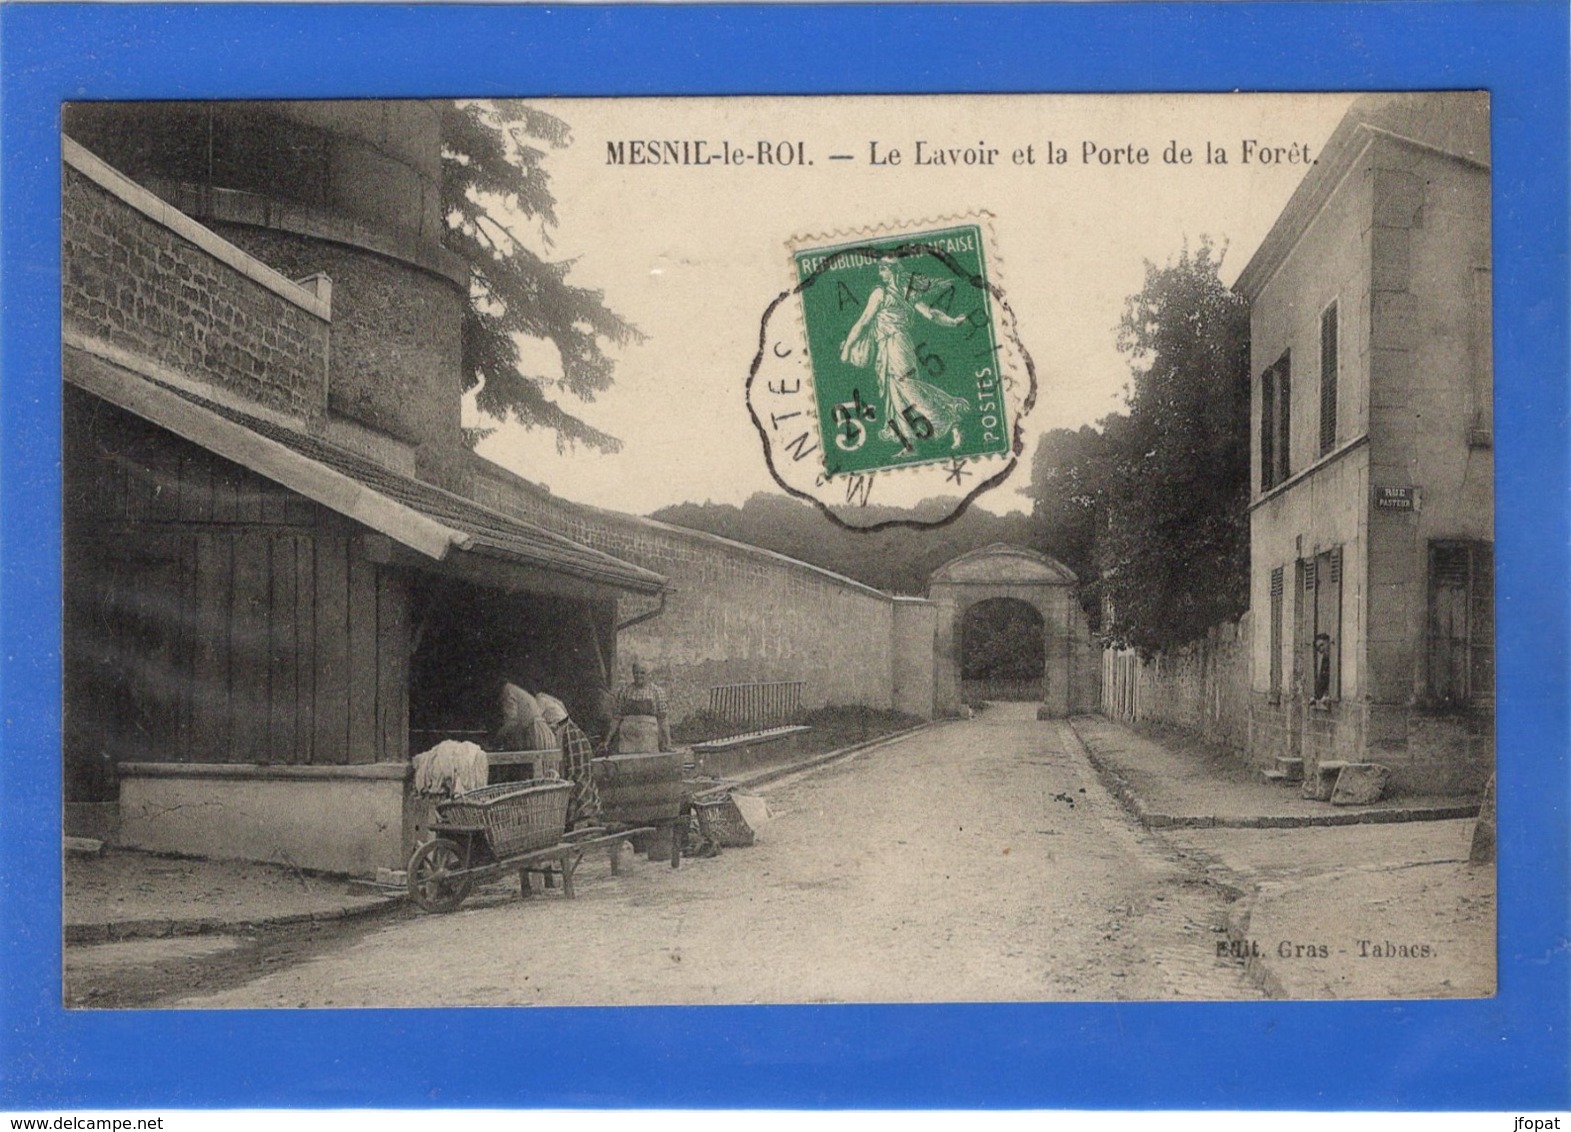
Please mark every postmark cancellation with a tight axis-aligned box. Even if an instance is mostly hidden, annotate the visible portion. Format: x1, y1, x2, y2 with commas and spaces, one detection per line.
750, 215, 1035, 527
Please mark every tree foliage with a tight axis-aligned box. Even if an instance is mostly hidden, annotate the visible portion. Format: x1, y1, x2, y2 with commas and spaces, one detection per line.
1026, 238, 1250, 654
440, 101, 640, 452
961, 599, 1047, 681
1027, 423, 1113, 621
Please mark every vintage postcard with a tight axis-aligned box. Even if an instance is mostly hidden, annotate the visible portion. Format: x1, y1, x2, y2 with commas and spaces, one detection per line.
59, 92, 1495, 1010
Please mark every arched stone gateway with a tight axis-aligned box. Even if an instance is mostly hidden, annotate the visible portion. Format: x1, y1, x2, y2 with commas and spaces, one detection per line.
928, 544, 1101, 718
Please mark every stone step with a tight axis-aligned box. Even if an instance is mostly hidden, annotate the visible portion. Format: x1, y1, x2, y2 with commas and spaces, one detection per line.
1301, 759, 1348, 801
1274, 756, 1305, 783
1259, 768, 1293, 786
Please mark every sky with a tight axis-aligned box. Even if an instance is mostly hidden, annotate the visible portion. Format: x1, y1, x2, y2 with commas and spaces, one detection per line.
467, 94, 1357, 516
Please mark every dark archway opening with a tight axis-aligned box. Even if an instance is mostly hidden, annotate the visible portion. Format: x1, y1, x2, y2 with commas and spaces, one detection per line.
961, 597, 1046, 702
407, 578, 617, 759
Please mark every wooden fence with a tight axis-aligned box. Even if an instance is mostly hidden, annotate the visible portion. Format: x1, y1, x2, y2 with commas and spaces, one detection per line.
1101, 615, 1250, 752
708, 680, 806, 728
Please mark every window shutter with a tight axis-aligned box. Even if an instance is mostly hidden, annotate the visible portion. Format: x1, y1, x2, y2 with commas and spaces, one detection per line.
1320, 304, 1339, 456
1261, 369, 1276, 490
1277, 353, 1292, 482
1428, 540, 1490, 705
1469, 543, 1495, 704
1433, 545, 1470, 587
1268, 566, 1284, 697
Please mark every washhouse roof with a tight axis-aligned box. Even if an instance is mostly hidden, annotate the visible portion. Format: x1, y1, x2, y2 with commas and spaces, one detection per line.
65, 344, 668, 597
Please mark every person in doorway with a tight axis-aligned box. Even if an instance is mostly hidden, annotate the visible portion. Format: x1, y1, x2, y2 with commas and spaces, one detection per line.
608, 659, 672, 754
1312, 632, 1333, 703
538, 694, 602, 830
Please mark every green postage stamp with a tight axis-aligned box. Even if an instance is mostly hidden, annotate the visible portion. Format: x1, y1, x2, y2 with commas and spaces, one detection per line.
751, 215, 1032, 527
793, 224, 1009, 476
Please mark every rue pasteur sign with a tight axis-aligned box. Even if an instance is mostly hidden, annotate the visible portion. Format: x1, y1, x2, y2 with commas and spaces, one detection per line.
1374, 486, 1418, 512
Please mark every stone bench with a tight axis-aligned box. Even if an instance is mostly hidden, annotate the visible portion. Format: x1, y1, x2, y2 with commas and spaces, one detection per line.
1261, 756, 1305, 786
688, 725, 813, 779
690, 724, 812, 754
1303, 760, 1392, 804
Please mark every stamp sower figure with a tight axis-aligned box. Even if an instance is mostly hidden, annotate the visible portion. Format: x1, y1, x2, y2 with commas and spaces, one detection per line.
839, 255, 971, 450
609, 659, 673, 754
538, 693, 602, 830
1312, 632, 1333, 703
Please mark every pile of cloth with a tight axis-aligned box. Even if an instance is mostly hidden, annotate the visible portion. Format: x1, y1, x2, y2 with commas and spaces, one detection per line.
412, 740, 489, 797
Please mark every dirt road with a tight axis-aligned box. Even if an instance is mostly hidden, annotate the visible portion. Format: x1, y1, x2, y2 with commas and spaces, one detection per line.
79, 705, 1261, 1007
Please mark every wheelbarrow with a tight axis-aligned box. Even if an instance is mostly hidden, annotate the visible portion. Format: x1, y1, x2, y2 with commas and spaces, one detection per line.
406, 779, 651, 913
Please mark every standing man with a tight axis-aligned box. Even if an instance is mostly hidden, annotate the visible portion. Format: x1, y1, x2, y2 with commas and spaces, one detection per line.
1312, 632, 1334, 703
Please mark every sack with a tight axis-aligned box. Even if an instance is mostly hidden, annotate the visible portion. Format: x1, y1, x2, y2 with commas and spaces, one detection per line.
846, 332, 872, 368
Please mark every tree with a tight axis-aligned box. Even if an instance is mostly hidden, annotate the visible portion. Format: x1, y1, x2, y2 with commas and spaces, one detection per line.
440, 101, 640, 452
961, 599, 1046, 681
1026, 423, 1113, 621
1098, 237, 1251, 653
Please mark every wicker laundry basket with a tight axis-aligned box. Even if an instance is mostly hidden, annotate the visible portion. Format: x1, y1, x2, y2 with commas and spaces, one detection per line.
435, 779, 571, 858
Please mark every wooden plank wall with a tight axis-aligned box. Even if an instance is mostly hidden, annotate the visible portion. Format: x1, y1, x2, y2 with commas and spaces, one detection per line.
63, 392, 409, 798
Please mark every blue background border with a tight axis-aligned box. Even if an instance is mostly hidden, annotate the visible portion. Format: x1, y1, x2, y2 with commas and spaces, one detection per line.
3, 2, 1567, 1111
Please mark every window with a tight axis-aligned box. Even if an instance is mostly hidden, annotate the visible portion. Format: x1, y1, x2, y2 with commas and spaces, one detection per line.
1260, 368, 1275, 489
1260, 352, 1292, 491
1268, 566, 1284, 702
1428, 540, 1494, 706
1319, 303, 1339, 456
1470, 267, 1492, 446
1298, 547, 1342, 702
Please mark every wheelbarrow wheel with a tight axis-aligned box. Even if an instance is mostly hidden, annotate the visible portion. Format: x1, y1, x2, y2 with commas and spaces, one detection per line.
408, 837, 472, 912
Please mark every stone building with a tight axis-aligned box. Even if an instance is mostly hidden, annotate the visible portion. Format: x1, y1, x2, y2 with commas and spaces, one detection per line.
59, 101, 963, 874
61, 104, 668, 873
1235, 92, 1493, 795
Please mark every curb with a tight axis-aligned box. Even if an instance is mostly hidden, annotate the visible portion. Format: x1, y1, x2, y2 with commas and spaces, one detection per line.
1065, 719, 1480, 831
64, 891, 406, 945
1063, 720, 1286, 999
729, 719, 948, 792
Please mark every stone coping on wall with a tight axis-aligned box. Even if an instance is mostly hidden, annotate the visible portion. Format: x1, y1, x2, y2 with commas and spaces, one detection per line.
469, 452, 928, 606
142, 175, 470, 291
63, 136, 333, 322
119, 761, 410, 782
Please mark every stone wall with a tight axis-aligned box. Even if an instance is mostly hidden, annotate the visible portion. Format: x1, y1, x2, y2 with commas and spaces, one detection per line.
209, 224, 468, 491
118, 762, 407, 875
470, 458, 923, 725
63, 103, 472, 492
61, 153, 330, 418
